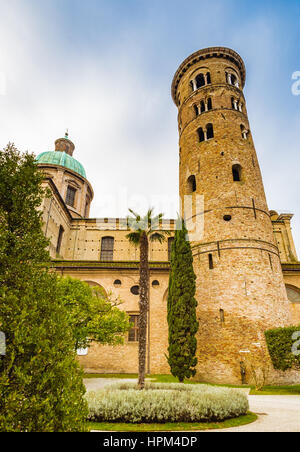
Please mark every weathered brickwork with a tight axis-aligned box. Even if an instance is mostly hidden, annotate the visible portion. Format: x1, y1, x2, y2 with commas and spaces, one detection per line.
37, 46, 300, 384
172, 47, 299, 383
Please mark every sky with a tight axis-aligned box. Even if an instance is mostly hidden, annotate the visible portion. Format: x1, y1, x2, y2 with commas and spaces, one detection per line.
0, 0, 299, 253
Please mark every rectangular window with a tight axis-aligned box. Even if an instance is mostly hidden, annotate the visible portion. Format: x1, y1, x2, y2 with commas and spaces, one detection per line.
56, 225, 64, 255
100, 237, 114, 261
128, 315, 139, 342
65, 186, 76, 208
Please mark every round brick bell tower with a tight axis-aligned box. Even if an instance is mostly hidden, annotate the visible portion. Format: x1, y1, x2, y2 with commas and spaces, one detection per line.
172, 47, 293, 384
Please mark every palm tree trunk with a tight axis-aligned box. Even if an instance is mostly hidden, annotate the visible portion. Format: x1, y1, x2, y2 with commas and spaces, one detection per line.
138, 231, 149, 389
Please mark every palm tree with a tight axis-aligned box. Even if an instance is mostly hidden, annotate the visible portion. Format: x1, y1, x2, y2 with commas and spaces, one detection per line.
126, 208, 170, 389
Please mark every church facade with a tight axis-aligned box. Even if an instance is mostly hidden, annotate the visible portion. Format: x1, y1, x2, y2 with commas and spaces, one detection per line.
37, 47, 300, 384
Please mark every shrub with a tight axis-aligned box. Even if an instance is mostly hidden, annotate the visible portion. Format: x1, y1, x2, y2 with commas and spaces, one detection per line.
85, 383, 249, 423
265, 325, 300, 371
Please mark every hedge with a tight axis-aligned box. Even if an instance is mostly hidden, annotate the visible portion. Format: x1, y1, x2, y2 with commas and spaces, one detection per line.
265, 325, 300, 371
85, 383, 249, 423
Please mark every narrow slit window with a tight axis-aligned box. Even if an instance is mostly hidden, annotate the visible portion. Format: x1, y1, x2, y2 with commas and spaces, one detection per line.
220, 309, 225, 324
209, 253, 214, 269
56, 225, 64, 255
269, 253, 273, 271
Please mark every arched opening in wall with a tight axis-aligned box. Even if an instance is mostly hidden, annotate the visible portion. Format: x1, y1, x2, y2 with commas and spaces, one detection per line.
240, 124, 248, 139
195, 73, 205, 89
168, 237, 175, 261
206, 72, 211, 84
100, 236, 114, 261
206, 123, 214, 140
286, 285, 300, 303
207, 98, 212, 111
84, 281, 107, 297
194, 104, 199, 116
198, 127, 205, 142
231, 97, 236, 109
200, 100, 206, 114
231, 74, 238, 86
232, 164, 243, 182
186, 175, 196, 194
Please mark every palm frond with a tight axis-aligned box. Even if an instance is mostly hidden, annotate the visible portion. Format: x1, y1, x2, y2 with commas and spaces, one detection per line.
126, 231, 141, 245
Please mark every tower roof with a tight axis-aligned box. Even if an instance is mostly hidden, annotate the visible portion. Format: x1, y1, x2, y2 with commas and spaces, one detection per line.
36, 151, 86, 179
171, 46, 246, 105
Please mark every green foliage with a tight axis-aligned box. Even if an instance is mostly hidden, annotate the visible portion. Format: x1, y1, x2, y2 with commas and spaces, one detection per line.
265, 325, 300, 371
86, 383, 249, 423
0, 144, 87, 432
167, 220, 199, 382
57, 277, 130, 349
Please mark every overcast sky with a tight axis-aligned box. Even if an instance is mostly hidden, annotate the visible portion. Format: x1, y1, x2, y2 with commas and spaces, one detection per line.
0, 0, 299, 254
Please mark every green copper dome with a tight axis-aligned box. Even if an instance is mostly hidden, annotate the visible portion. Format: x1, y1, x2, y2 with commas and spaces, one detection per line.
36, 151, 86, 179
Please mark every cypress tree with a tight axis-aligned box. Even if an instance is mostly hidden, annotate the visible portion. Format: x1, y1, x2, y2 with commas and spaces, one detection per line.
167, 220, 199, 382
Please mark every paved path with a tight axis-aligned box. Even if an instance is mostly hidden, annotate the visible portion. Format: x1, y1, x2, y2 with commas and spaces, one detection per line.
214, 395, 300, 432
84, 379, 300, 432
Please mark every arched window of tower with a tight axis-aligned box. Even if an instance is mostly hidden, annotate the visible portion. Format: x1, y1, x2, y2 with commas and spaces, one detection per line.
190, 72, 211, 92
240, 124, 249, 140
231, 97, 238, 110
186, 175, 197, 194
206, 123, 214, 140
232, 164, 243, 182
207, 98, 212, 111
226, 71, 239, 88
195, 73, 205, 89
200, 100, 206, 114
198, 127, 205, 142
194, 104, 199, 116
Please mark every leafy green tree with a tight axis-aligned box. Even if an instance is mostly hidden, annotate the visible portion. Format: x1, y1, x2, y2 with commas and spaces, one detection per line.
127, 209, 170, 389
0, 144, 87, 432
57, 276, 130, 350
167, 220, 199, 382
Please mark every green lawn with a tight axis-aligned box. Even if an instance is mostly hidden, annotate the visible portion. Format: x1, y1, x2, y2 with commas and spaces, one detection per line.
87, 412, 257, 432
83, 373, 300, 395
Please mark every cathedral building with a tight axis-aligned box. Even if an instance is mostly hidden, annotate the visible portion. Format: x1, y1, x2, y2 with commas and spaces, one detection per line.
37, 47, 300, 384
